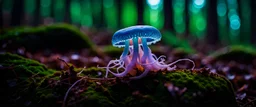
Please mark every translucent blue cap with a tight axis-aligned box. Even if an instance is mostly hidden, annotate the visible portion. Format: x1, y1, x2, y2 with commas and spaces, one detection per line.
112, 25, 162, 48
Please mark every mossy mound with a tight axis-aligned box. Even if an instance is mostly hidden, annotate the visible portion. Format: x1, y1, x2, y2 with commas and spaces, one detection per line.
1, 53, 58, 106
1, 53, 237, 107
206, 45, 256, 64
72, 69, 237, 107
0, 23, 99, 55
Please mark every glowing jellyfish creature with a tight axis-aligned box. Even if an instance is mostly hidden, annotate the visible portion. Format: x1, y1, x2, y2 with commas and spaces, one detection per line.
100, 25, 195, 79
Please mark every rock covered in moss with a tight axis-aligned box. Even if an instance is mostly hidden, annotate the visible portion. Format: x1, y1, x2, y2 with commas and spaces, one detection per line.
0, 23, 100, 55
205, 45, 256, 64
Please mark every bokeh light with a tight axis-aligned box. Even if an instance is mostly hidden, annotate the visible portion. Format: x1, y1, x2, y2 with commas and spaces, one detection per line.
147, 0, 161, 10
144, 0, 163, 29
193, 0, 205, 9
217, 3, 227, 17
229, 14, 240, 30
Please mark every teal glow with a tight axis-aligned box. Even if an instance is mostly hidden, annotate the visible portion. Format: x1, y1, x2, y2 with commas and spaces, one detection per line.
193, 0, 205, 9
147, 0, 161, 10
217, 3, 227, 17
190, 0, 206, 14
227, 0, 240, 44
217, 0, 229, 44
227, 0, 238, 9
228, 9, 237, 19
229, 14, 240, 30
188, 0, 207, 38
144, 0, 164, 29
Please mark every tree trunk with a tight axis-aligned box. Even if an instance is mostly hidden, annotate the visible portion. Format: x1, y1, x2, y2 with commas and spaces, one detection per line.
117, 0, 122, 28
33, 0, 41, 26
251, 0, 256, 45
207, 0, 218, 44
0, 0, 3, 28
137, 0, 144, 25
64, 0, 71, 23
11, 0, 25, 26
163, 0, 172, 30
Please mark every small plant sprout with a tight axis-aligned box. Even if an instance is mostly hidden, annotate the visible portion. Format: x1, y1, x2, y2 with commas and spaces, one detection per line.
99, 25, 195, 79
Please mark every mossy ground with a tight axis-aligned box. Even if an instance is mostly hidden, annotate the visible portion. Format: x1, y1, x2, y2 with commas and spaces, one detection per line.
1, 53, 57, 106
207, 45, 256, 64
0, 23, 101, 55
1, 53, 237, 107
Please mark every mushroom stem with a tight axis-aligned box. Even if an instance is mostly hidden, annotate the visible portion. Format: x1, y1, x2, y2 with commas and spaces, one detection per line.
108, 37, 139, 77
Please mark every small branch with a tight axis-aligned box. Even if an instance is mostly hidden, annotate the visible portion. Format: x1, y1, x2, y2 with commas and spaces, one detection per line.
61, 76, 116, 107
57, 57, 70, 68
62, 76, 87, 107
243, 98, 256, 107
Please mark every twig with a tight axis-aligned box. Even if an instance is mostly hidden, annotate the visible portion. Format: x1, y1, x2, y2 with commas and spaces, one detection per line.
243, 98, 256, 107
62, 76, 88, 107
57, 57, 70, 68
61, 76, 116, 107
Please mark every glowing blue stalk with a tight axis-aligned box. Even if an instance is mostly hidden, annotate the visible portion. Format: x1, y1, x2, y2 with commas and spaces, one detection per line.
120, 40, 129, 59
142, 38, 149, 55
141, 38, 149, 64
131, 37, 139, 61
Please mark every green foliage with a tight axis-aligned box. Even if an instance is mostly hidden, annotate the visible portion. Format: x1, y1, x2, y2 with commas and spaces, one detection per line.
0, 23, 98, 54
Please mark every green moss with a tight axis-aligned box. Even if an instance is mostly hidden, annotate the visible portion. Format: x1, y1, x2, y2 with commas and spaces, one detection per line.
163, 70, 236, 106
1, 53, 237, 107
0, 52, 55, 78
0, 23, 100, 55
1, 53, 58, 106
208, 45, 256, 64
74, 69, 237, 107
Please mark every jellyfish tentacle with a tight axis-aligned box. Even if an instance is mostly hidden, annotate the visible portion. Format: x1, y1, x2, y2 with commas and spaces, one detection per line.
166, 58, 195, 70
108, 37, 139, 77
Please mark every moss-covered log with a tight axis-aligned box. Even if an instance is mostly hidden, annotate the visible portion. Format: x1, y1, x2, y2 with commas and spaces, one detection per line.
205, 45, 256, 64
